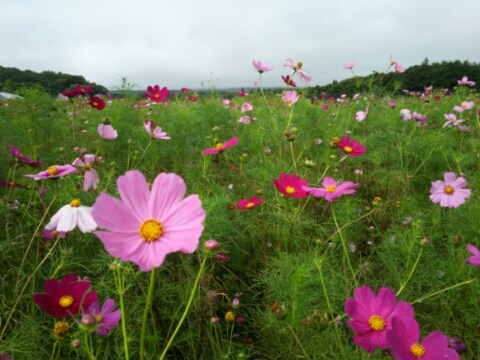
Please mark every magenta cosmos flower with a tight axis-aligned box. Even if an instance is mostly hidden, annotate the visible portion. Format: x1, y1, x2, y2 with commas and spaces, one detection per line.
24, 164, 78, 180
343, 62, 355, 69
303, 177, 360, 202
32, 274, 98, 318
201, 136, 238, 155
466, 244, 480, 266
85, 299, 121, 336
344, 285, 414, 353
144, 120, 170, 140
73, 154, 100, 191
387, 316, 460, 360
144, 85, 169, 102
252, 60, 274, 73
91, 170, 206, 271
282, 91, 299, 107
338, 136, 366, 156
98, 124, 118, 140
72, 85, 93, 96
88, 96, 105, 110
272, 173, 309, 198
429, 172, 471, 208
10, 145, 44, 167
235, 196, 263, 210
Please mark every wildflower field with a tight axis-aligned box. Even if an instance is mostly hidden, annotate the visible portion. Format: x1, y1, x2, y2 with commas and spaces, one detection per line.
1, 59, 480, 360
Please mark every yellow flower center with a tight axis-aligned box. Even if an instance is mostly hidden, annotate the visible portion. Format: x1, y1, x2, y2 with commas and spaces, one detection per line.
70, 199, 81, 207
343, 146, 353, 153
410, 343, 425, 357
54, 321, 69, 336
285, 186, 296, 194
246, 202, 255, 208
225, 311, 234, 322
95, 314, 103, 323
444, 186, 454, 194
462, 105, 467, 109
47, 166, 59, 175
286, 99, 292, 105
332, 137, 340, 144
139, 219, 163, 242
93, 102, 98, 107
59, 295, 74, 308
52, 230, 57, 236
326, 185, 336, 193
295, 61, 303, 69
154, 93, 160, 98
85, 164, 91, 170
368, 315, 385, 331
215, 143, 224, 149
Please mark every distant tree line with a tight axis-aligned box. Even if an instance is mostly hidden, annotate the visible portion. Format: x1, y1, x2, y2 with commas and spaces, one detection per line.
307, 59, 479, 97
0, 66, 108, 96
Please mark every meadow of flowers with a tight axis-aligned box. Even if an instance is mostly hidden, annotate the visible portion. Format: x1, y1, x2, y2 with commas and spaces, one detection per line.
0, 58, 479, 359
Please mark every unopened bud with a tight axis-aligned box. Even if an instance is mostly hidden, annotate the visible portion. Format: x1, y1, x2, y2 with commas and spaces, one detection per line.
204, 240, 219, 252
420, 237, 430, 246
72, 339, 82, 349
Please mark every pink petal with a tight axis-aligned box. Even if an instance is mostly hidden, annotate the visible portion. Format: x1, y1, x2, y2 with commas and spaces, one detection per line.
94, 231, 144, 260
149, 173, 187, 220
443, 172, 457, 185
92, 192, 142, 232
117, 171, 151, 220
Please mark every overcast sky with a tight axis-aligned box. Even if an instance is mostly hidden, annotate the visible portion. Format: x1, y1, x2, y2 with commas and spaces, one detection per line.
1, 0, 479, 91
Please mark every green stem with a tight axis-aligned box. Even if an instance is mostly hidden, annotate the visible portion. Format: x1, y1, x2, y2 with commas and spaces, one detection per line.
397, 248, 423, 297
411, 278, 476, 304
114, 260, 130, 360
140, 267, 156, 360
159, 254, 209, 360
84, 331, 94, 360
287, 324, 311, 360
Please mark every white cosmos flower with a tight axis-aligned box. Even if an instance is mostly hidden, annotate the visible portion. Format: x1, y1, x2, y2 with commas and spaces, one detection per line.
45, 199, 97, 233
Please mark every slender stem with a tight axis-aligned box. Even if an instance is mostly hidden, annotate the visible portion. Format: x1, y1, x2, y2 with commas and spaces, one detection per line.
287, 324, 311, 360
396, 248, 423, 297
331, 207, 358, 288
411, 278, 476, 304
140, 267, 156, 360
289, 142, 297, 173
258, 74, 273, 114
159, 254, 209, 360
1, 234, 63, 341
84, 331, 94, 360
114, 260, 130, 360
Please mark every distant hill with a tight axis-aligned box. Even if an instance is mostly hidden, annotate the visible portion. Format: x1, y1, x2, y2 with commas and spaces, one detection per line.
0, 66, 108, 96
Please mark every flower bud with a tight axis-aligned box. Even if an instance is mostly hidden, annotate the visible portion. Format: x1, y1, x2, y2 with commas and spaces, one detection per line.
271, 302, 287, 320
301, 311, 330, 332
232, 298, 240, 307
72, 339, 82, 349
204, 240, 219, 252
79, 314, 97, 331
420, 237, 430, 246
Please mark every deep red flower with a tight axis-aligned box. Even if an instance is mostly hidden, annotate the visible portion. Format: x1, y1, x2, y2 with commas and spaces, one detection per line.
32, 274, 98, 318
272, 173, 309, 198
338, 135, 366, 156
0, 179, 25, 188
144, 85, 169, 102
72, 85, 93, 96
88, 96, 105, 110
181, 87, 189, 93
311, 100, 319, 106
281, 75, 297, 87
235, 196, 264, 210
61, 90, 77, 99
216, 252, 229, 261
188, 96, 197, 102
322, 104, 329, 110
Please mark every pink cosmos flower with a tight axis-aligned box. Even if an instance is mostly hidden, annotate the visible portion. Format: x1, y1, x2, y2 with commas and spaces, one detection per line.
88, 96, 105, 110
42, 228, 66, 239
73, 154, 100, 191
412, 112, 427, 123
201, 136, 238, 155
425, 85, 433, 94
281, 75, 296, 87
392, 63, 405, 73
453, 101, 474, 113
343, 62, 355, 69
458, 76, 475, 86
235, 196, 263, 210
322, 104, 329, 110
338, 136, 366, 156
238, 116, 251, 124
353, 94, 362, 100
387, 316, 460, 360
91, 170, 205, 271
254, 81, 259, 86
181, 87, 189, 93
429, 172, 471, 208
355, 108, 368, 121
443, 114, 463, 128
389, 101, 397, 109
303, 177, 360, 202
282, 91, 298, 107
239, 90, 247, 97
284, 59, 311, 81
344, 285, 414, 353
32, 274, 98, 318
98, 124, 118, 140
400, 109, 412, 121
24, 165, 78, 180
144, 85, 169, 102
45, 199, 97, 233
85, 299, 121, 336
144, 120, 170, 140
466, 244, 480, 266
252, 60, 274, 73
241, 102, 253, 113
188, 96, 197, 102
10, 145, 44, 167
272, 173, 309, 198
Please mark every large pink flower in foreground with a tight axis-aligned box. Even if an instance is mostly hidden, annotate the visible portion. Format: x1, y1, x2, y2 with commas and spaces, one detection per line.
201, 136, 238, 155
338, 136, 366, 156
429, 172, 471, 208
344, 285, 414, 353
387, 316, 460, 360
33, 274, 98, 318
303, 177, 360, 202
91, 170, 205, 271
272, 173, 309, 198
